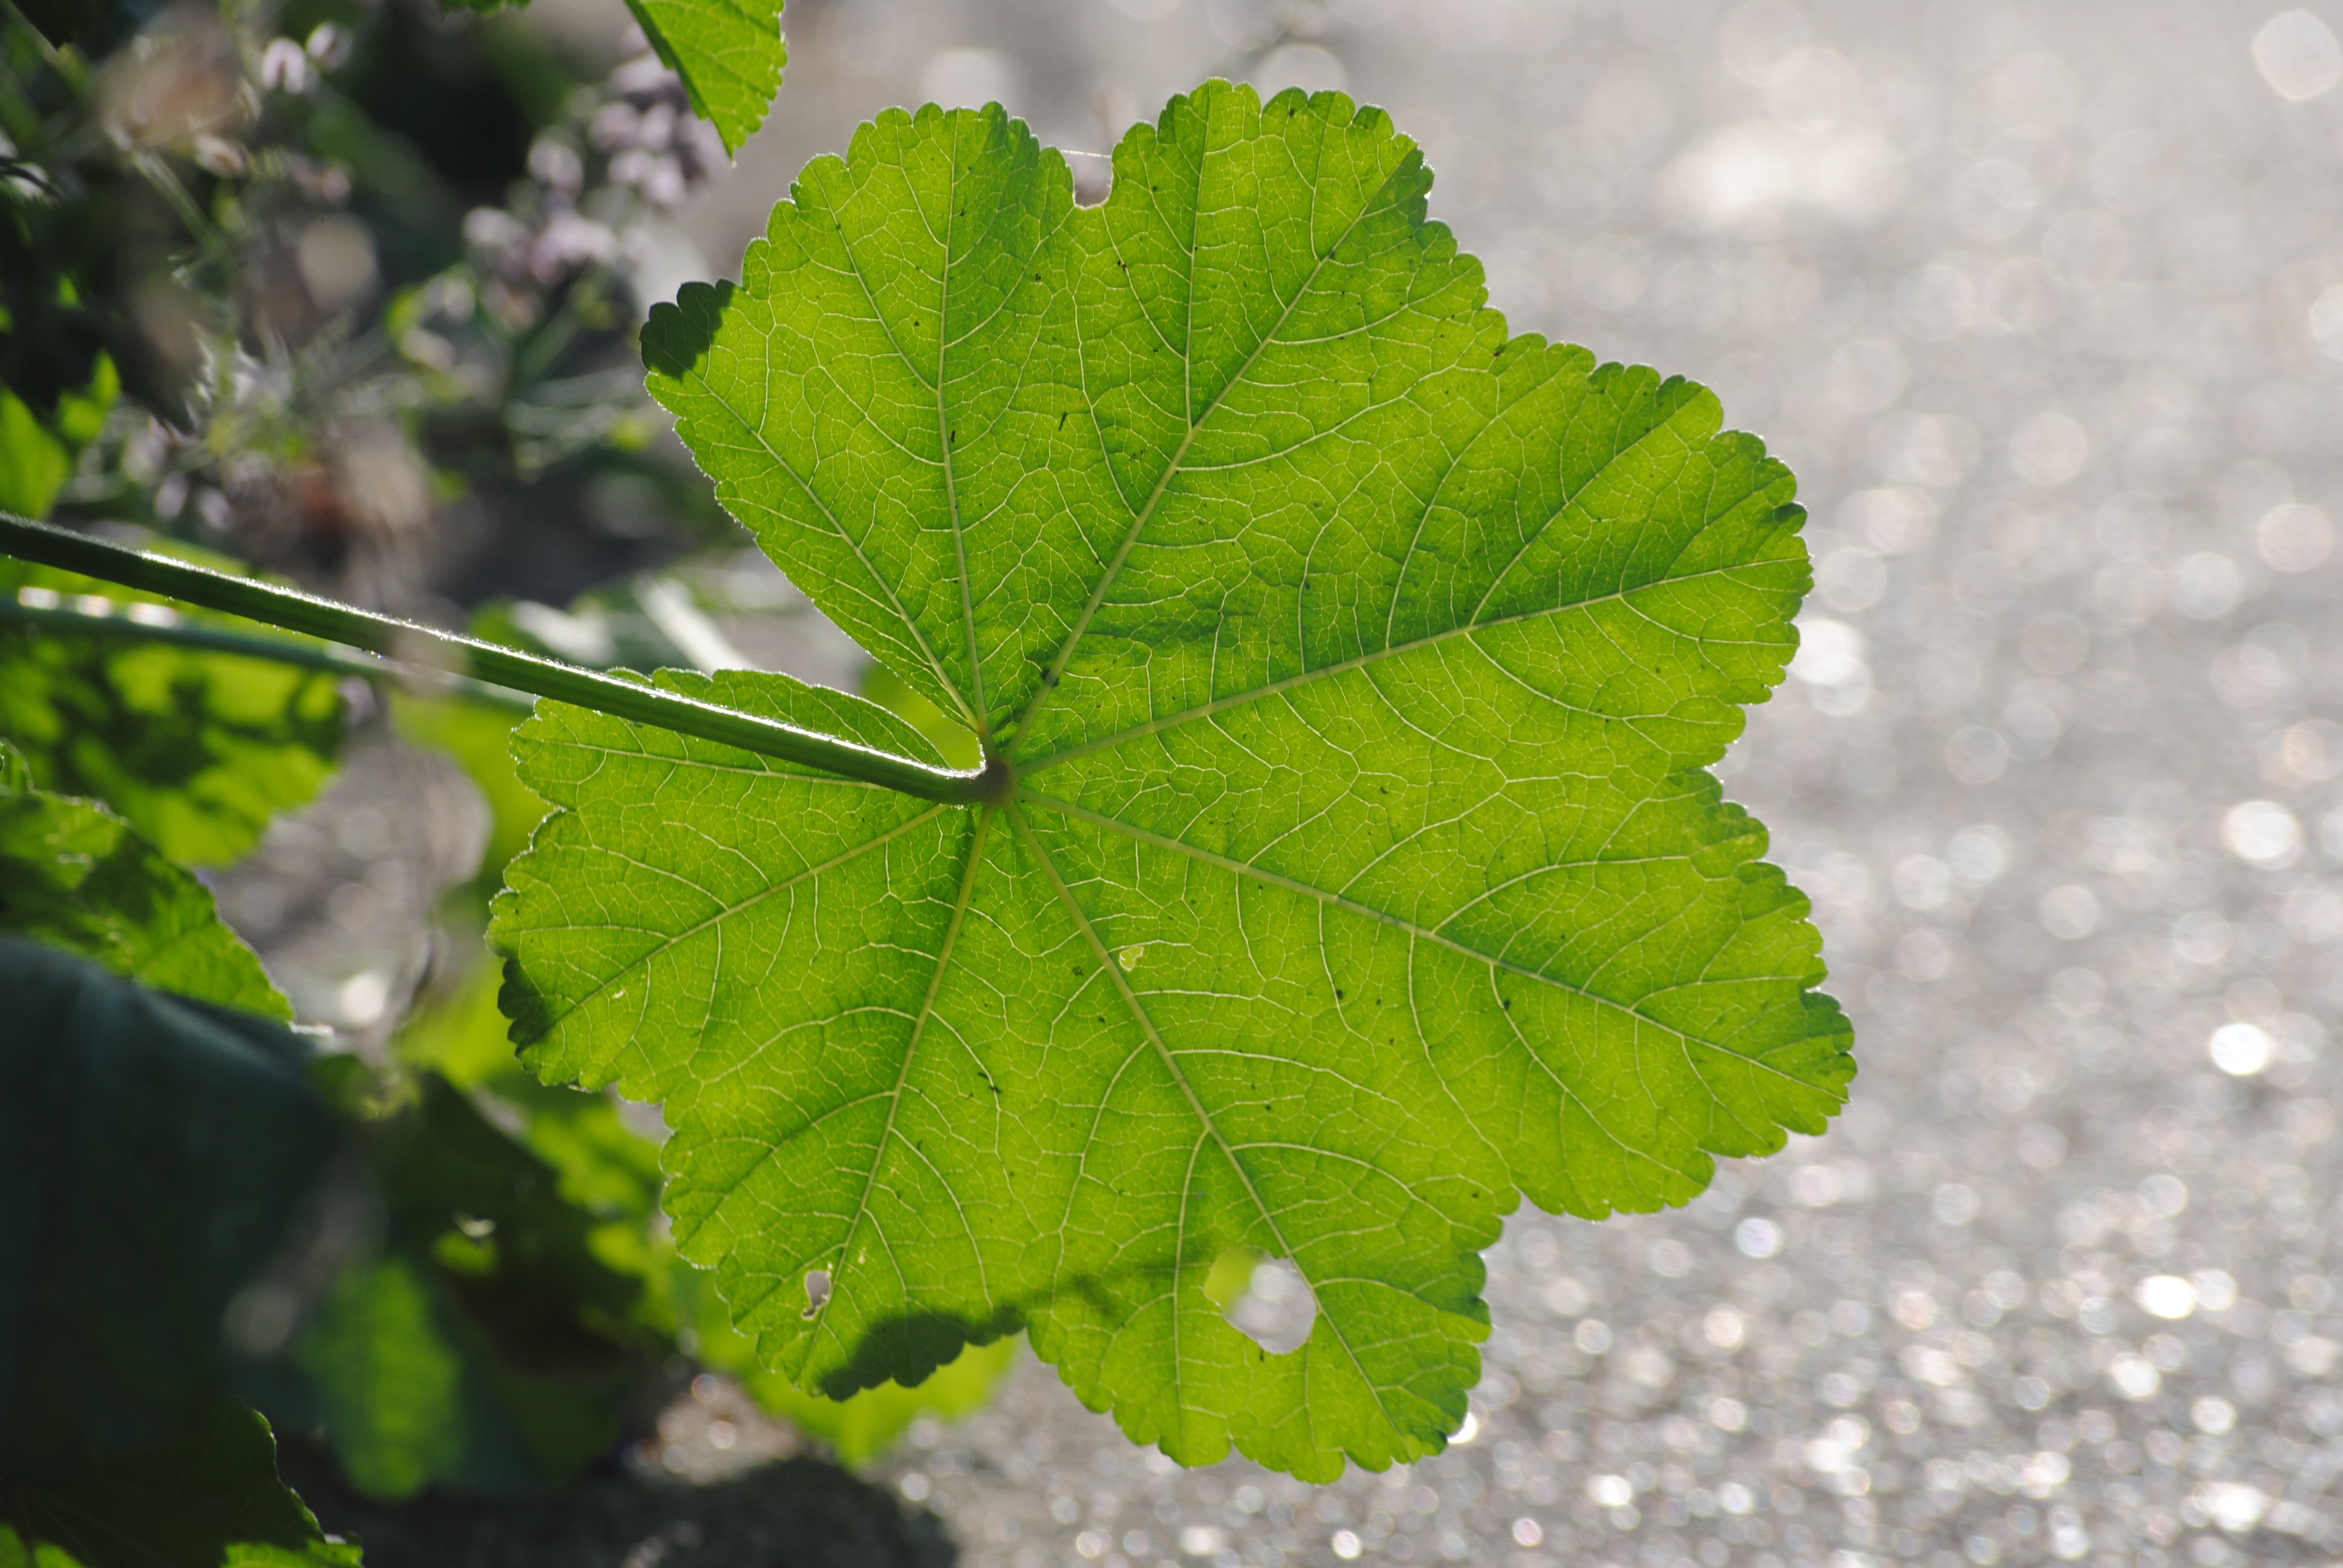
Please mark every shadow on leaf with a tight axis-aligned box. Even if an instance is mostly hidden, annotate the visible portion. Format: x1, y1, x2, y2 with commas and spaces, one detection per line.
640, 283, 737, 381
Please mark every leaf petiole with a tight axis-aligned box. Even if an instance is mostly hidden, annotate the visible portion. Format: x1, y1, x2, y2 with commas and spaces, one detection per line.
0, 596, 532, 710
0, 512, 1000, 804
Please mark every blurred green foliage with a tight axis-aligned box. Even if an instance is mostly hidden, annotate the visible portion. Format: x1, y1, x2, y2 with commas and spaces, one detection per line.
698, 1323, 1018, 1469
246, 1073, 655, 1498
0, 739, 288, 1016
0, 941, 341, 1466
391, 691, 546, 887
0, 0, 1024, 1538
0, 552, 344, 866
0, 1399, 358, 1568
0, 352, 113, 520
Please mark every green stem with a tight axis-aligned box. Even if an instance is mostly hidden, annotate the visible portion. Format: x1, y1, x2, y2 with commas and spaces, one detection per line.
0, 514, 1000, 805
0, 598, 530, 709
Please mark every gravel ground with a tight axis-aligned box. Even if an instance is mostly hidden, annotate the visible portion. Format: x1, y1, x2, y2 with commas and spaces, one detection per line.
687, 2, 2343, 1566
236, 0, 2343, 1563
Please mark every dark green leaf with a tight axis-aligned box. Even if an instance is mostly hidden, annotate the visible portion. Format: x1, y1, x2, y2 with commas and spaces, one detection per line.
0, 1399, 359, 1568
252, 1076, 649, 1499
0, 941, 338, 1468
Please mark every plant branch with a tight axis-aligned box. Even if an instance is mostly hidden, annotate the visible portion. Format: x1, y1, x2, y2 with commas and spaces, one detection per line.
0, 514, 1000, 804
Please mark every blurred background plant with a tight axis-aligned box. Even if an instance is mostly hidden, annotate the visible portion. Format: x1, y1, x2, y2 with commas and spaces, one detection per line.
0, 0, 742, 608
0, 0, 1006, 1556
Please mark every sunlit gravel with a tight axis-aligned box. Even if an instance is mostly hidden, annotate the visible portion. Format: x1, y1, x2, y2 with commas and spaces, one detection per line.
670, 1, 2343, 1565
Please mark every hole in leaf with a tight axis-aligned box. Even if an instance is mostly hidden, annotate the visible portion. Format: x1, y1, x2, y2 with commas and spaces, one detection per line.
1207, 1249, 1316, 1355
802, 1269, 831, 1319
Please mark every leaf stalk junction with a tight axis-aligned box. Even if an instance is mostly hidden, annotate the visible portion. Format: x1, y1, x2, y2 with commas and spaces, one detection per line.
0, 512, 1001, 806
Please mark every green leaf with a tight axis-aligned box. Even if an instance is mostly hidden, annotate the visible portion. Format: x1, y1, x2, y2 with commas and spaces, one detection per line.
395, 959, 672, 1310
397, 958, 1016, 1465
497, 82, 1851, 1480
622, 0, 786, 157
376, 1075, 650, 1339
0, 357, 116, 519
0, 740, 290, 1018
0, 553, 345, 867
0, 941, 339, 1467
278, 1250, 636, 1501
252, 1074, 651, 1499
0, 390, 71, 521
0, 1399, 359, 1568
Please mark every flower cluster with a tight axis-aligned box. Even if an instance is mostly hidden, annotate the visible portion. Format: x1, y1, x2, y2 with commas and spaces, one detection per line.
257, 24, 351, 97
459, 38, 725, 304
594, 48, 729, 209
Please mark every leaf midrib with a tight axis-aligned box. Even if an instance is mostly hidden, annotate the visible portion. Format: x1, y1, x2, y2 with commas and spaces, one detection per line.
1014, 553, 1783, 777
804, 808, 992, 1368
1007, 802, 1411, 1447
731, 178, 987, 731
1006, 128, 1414, 754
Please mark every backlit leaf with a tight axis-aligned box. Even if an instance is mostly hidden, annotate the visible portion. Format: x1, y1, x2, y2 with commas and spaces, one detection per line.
621, 0, 784, 156
695, 1319, 1020, 1468
494, 82, 1851, 1480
